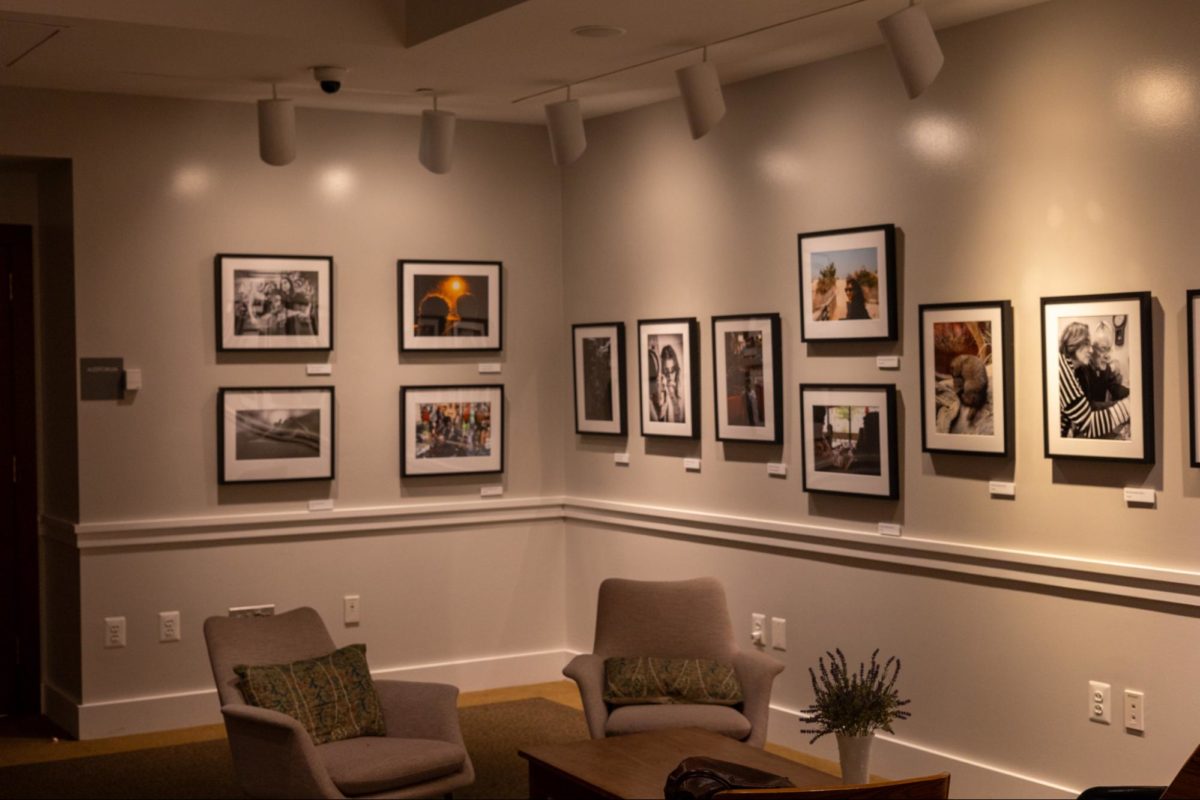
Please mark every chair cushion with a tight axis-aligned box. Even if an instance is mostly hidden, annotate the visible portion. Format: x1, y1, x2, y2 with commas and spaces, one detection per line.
234, 643, 386, 745
318, 736, 467, 796
604, 656, 743, 705
605, 703, 753, 739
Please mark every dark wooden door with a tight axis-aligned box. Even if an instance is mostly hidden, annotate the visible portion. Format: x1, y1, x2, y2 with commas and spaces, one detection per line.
0, 224, 38, 715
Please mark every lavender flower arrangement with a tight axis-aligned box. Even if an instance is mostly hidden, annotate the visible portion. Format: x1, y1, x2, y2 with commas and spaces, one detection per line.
800, 649, 911, 743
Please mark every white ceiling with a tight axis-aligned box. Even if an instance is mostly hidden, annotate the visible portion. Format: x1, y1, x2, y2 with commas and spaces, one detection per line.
0, 0, 1046, 125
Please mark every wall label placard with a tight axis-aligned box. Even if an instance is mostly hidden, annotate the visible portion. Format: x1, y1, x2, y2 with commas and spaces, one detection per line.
80, 358, 124, 400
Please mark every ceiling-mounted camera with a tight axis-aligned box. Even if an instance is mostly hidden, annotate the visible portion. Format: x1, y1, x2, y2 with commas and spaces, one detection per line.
312, 66, 348, 94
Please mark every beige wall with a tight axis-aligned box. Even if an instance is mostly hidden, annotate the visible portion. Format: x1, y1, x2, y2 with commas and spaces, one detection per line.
561, 0, 1200, 795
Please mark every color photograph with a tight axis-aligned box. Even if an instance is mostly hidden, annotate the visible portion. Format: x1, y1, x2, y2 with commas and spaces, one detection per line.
399, 260, 502, 351
415, 402, 492, 459
573, 322, 627, 436
217, 254, 333, 351
810, 247, 879, 322
712, 314, 782, 443
798, 224, 896, 342
218, 387, 335, 483
800, 384, 898, 499
811, 405, 881, 475
638, 318, 700, 439
401, 385, 504, 476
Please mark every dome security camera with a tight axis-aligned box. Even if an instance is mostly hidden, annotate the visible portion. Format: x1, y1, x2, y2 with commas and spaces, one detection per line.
312, 66, 348, 94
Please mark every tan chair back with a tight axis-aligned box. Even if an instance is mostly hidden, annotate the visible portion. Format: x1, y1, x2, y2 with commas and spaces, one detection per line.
593, 577, 737, 660
714, 773, 950, 800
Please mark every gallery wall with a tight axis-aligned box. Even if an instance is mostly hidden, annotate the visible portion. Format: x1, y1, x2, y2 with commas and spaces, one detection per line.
560, 0, 1200, 795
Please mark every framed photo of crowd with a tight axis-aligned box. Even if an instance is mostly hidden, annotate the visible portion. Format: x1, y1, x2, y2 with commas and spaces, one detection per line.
218, 387, 335, 484
216, 254, 333, 351
1040, 292, 1154, 463
638, 318, 701, 439
1189, 289, 1200, 468
398, 260, 502, 352
918, 300, 1013, 457
798, 224, 897, 343
572, 322, 627, 436
712, 313, 783, 444
800, 384, 899, 499
400, 385, 504, 477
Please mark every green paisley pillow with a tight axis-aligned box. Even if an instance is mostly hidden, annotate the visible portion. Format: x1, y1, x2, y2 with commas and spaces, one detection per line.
603, 656, 743, 706
234, 643, 386, 745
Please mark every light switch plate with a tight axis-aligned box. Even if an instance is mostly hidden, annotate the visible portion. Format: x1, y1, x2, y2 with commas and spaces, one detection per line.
343, 595, 361, 625
122, 368, 142, 392
770, 617, 787, 650
306, 363, 332, 376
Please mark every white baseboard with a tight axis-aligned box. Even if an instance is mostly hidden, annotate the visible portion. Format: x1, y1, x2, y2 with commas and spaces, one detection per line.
62, 649, 574, 740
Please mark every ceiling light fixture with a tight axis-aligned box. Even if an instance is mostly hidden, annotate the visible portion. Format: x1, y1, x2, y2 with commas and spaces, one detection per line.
545, 85, 587, 166
418, 92, 456, 174
257, 84, 296, 166
878, 0, 944, 99
675, 46, 725, 139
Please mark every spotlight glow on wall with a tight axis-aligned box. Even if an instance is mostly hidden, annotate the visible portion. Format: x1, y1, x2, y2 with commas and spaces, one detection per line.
419, 93, 456, 175
878, 1, 944, 99
545, 87, 587, 166
257, 84, 296, 166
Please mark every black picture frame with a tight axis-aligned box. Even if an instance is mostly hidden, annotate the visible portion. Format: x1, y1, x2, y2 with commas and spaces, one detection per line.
711, 313, 783, 444
637, 317, 701, 439
918, 300, 1014, 457
400, 384, 505, 477
798, 224, 897, 343
215, 254, 333, 352
800, 383, 899, 500
1040, 291, 1154, 463
572, 322, 628, 437
398, 260, 503, 352
217, 386, 335, 484
1188, 290, 1199, 468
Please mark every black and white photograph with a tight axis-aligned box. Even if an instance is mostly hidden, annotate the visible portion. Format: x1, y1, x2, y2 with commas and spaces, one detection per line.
800, 384, 898, 499
573, 322, 627, 436
798, 224, 897, 342
218, 387, 334, 483
399, 260, 502, 351
401, 385, 504, 476
638, 318, 700, 439
712, 314, 782, 443
216, 254, 333, 351
1041, 292, 1154, 462
1191, 290, 1200, 468
919, 301, 1013, 456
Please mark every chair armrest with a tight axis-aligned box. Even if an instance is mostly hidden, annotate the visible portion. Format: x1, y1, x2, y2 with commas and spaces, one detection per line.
564, 653, 610, 739
221, 703, 342, 799
733, 649, 785, 748
1077, 788, 1166, 800
373, 680, 465, 745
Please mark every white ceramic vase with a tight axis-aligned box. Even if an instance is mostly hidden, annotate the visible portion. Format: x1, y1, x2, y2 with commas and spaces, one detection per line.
835, 733, 873, 785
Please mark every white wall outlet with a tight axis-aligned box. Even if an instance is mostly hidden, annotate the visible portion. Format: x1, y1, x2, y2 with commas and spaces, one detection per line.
308, 499, 334, 512
770, 617, 787, 650
1090, 680, 1112, 724
305, 363, 332, 376
876, 355, 900, 370
104, 616, 126, 648
480, 485, 503, 497
344, 595, 361, 625
750, 613, 766, 646
478, 362, 502, 374
228, 604, 275, 618
158, 610, 181, 642
878, 522, 902, 537
989, 481, 1016, 498
614, 452, 630, 466
683, 458, 701, 472
767, 463, 787, 477
1124, 689, 1145, 732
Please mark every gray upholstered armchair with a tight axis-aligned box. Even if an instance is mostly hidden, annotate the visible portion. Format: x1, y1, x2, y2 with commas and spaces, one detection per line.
203, 607, 474, 799
564, 577, 784, 748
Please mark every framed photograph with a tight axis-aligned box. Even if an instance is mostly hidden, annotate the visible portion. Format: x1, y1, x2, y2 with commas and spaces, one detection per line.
919, 301, 1013, 456
638, 318, 700, 439
800, 384, 899, 499
572, 322, 627, 436
798, 224, 897, 342
712, 314, 783, 443
401, 385, 504, 477
218, 387, 335, 484
1041, 292, 1154, 463
216, 254, 333, 351
1191, 290, 1200, 468
398, 260, 502, 351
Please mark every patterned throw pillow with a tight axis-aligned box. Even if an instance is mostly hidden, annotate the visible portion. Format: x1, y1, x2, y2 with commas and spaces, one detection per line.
603, 656, 744, 706
234, 643, 386, 745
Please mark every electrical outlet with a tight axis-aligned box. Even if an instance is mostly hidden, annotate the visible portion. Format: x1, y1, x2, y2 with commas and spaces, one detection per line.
159, 611, 181, 642
104, 616, 126, 648
751, 613, 766, 646
1124, 689, 1145, 732
344, 595, 361, 625
1090, 680, 1112, 724
770, 617, 787, 650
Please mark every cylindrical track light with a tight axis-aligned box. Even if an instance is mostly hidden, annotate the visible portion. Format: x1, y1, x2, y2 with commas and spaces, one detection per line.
545, 88, 586, 166
878, 1, 944, 99
675, 49, 725, 140
418, 94, 456, 174
257, 86, 296, 166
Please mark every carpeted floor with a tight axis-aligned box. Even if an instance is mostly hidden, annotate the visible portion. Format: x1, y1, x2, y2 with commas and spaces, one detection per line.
0, 697, 588, 799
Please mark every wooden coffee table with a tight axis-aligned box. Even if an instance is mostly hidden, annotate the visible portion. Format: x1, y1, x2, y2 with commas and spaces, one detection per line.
518, 727, 839, 800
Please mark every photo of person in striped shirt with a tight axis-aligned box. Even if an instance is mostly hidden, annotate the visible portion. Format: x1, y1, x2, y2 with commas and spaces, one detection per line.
1057, 318, 1132, 440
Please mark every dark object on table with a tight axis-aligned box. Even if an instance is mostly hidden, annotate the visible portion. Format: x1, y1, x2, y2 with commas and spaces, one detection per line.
665, 756, 794, 800
1077, 742, 1200, 800
712, 772, 950, 799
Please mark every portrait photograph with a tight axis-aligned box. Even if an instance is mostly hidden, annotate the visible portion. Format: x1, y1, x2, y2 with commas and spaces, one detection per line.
919, 301, 1013, 456
1189, 290, 1199, 467
638, 318, 700, 439
1041, 292, 1153, 462
712, 314, 782, 443
572, 322, 627, 436
399, 260, 502, 351
800, 384, 898, 499
216, 254, 332, 351
401, 385, 504, 476
218, 387, 335, 483
798, 224, 896, 342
